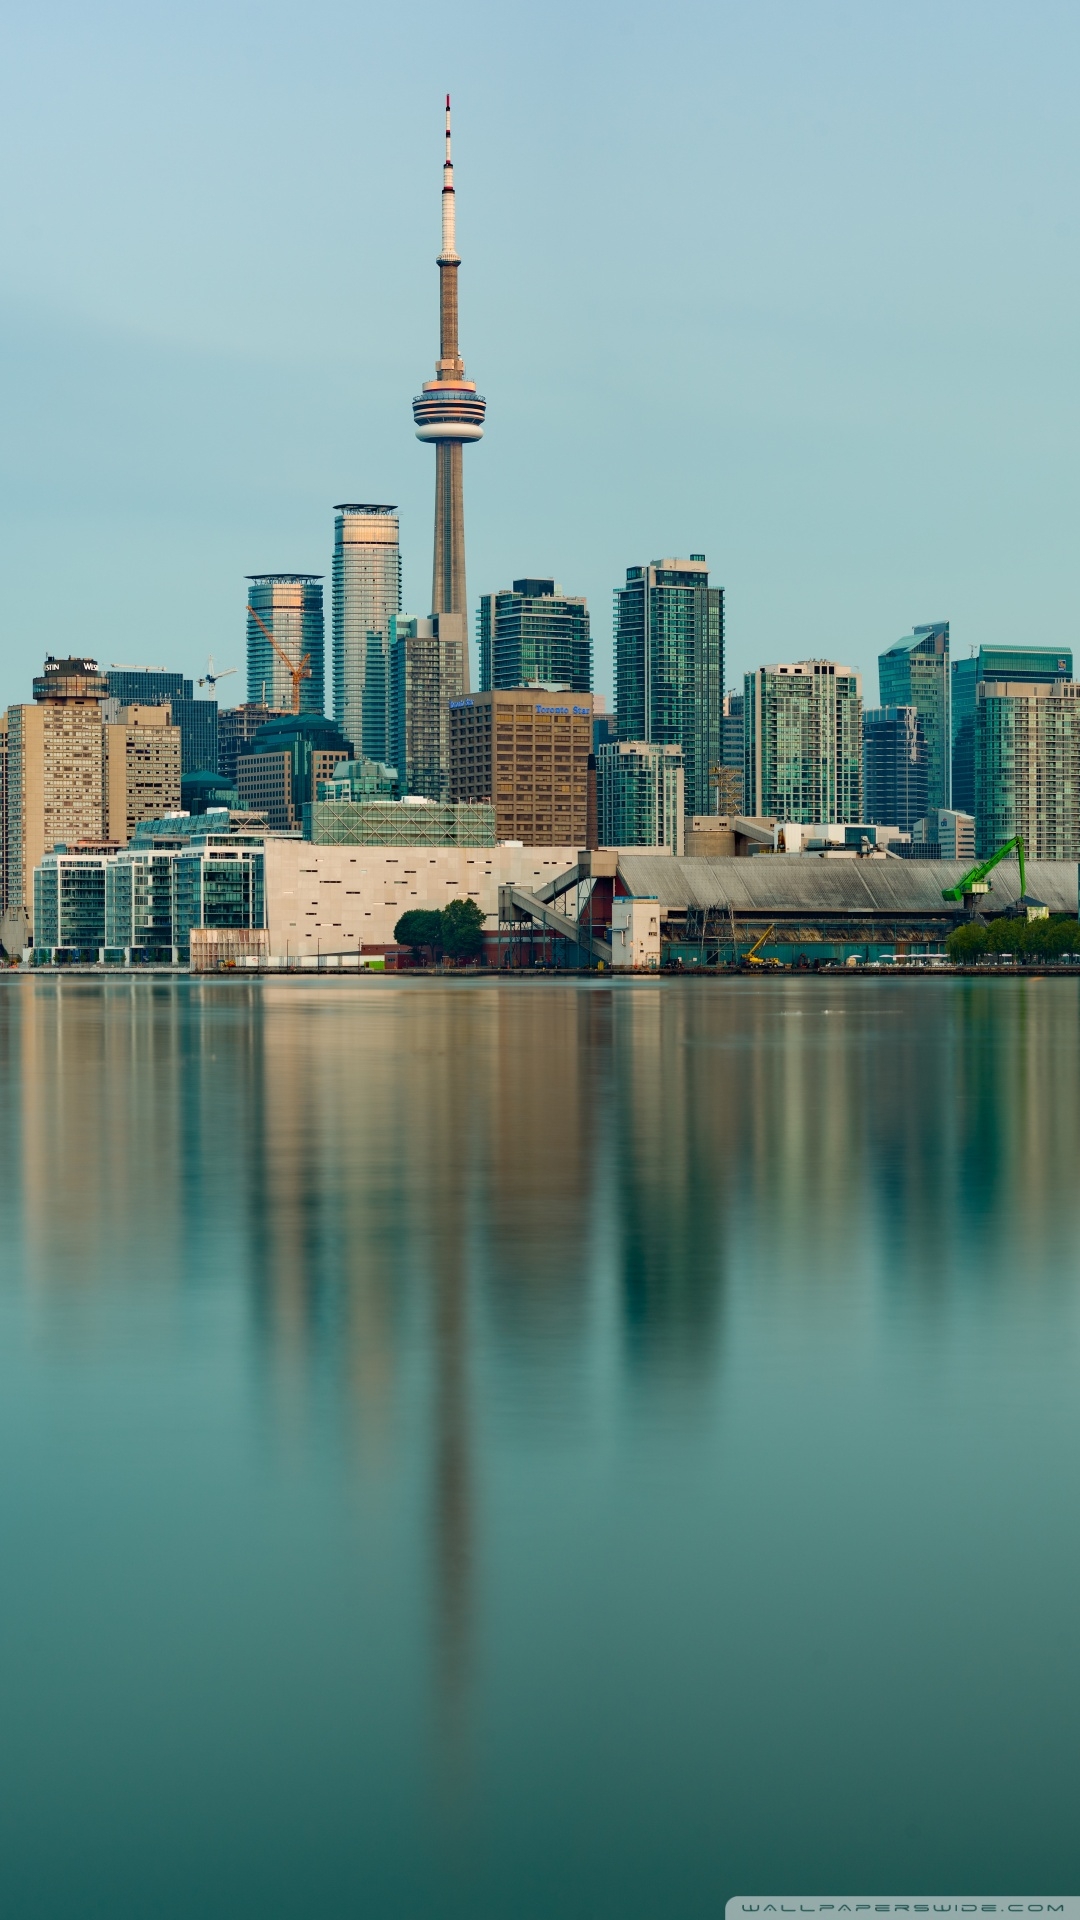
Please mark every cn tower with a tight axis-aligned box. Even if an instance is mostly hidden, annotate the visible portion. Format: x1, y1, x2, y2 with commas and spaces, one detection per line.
412, 97, 485, 675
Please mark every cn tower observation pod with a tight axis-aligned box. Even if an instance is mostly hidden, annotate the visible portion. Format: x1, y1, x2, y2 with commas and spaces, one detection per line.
412, 381, 486, 441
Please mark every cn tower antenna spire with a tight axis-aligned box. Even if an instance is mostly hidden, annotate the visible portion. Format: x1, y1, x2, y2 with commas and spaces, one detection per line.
412, 95, 486, 704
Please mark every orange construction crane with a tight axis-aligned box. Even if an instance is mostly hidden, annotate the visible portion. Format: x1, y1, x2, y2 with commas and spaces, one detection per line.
246, 605, 311, 715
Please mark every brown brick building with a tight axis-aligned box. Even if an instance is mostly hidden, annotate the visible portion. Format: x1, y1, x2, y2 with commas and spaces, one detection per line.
448, 688, 593, 845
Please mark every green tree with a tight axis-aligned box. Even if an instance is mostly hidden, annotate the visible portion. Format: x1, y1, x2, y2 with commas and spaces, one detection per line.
945, 921, 988, 960
393, 908, 443, 961
440, 897, 486, 962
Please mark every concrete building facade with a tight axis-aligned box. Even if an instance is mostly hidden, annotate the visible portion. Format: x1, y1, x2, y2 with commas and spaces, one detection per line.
447, 688, 594, 846
104, 705, 182, 845
3, 658, 110, 948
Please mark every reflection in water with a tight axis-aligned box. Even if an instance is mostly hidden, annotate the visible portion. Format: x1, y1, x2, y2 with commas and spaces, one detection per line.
4, 976, 1080, 1915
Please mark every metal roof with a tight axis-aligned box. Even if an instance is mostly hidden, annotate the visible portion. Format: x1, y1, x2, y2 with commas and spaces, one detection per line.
616, 855, 1078, 917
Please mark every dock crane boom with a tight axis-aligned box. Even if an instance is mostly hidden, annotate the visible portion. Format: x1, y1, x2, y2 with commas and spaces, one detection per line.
246, 606, 311, 715
744, 923, 780, 968
941, 835, 1026, 905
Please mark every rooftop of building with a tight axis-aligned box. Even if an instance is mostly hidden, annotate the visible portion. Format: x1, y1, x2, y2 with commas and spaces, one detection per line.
245, 574, 323, 584
333, 503, 398, 514
241, 714, 352, 753
615, 854, 1077, 917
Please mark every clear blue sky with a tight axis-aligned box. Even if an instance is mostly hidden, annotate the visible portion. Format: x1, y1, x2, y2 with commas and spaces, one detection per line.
1, 0, 1076, 710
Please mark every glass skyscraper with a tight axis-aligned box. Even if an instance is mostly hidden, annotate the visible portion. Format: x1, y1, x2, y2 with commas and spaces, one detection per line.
951, 645, 1072, 816
878, 622, 950, 813
332, 506, 401, 764
246, 576, 324, 717
862, 706, 928, 832
974, 679, 1080, 860
614, 556, 724, 816
478, 580, 591, 692
744, 660, 863, 823
105, 668, 218, 775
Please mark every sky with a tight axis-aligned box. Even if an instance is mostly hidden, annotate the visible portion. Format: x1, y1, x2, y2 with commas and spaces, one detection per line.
0, 0, 1077, 712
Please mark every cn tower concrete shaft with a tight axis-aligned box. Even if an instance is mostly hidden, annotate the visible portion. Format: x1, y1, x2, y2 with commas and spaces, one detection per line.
412, 97, 485, 665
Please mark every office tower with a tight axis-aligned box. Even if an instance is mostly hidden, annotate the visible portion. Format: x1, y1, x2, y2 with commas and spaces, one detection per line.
952, 645, 1072, 816
478, 581, 591, 692
217, 702, 292, 786
614, 556, 724, 815
246, 575, 324, 717
878, 622, 950, 813
912, 809, 976, 860
744, 660, 863, 823
103, 705, 182, 845
105, 667, 219, 776
411, 99, 484, 748
447, 688, 593, 846
862, 706, 928, 833
3, 658, 109, 947
597, 741, 685, 853
973, 679, 1080, 859
235, 714, 352, 833
331, 506, 401, 761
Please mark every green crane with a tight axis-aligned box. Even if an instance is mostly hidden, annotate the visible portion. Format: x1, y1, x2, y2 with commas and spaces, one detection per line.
941, 835, 1026, 905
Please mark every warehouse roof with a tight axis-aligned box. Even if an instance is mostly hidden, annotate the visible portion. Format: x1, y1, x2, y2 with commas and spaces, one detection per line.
616, 855, 1079, 917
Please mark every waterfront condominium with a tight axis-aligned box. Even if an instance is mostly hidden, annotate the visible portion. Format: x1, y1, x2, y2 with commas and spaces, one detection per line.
247, 575, 325, 716
410, 98, 485, 776
596, 740, 685, 854
862, 706, 928, 834
973, 678, 1080, 860
614, 556, 724, 816
478, 580, 591, 692
744, 659, 863, 823
878, 623, 950, 813
951, 644, 1072, 817
331, 506, 401, 763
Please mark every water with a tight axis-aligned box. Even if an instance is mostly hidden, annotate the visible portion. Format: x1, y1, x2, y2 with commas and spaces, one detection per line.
0, 974, 1078, 1917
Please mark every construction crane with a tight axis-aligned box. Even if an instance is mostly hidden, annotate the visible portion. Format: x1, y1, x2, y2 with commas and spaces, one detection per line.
197, 656, 237, 690
246, 606, 310, 715
941, 835, 1026, 908
744, 922, 782, 968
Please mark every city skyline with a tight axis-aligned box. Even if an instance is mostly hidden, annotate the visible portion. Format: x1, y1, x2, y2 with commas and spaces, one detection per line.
1, 3, 1077, 714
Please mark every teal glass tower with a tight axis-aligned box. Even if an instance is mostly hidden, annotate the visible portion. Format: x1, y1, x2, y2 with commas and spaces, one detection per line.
744, 660, 863, 823
478, 580, 591, 692
246, 576, 324, 715
878, 622, 950, 813
614, 556, 724, 816
952, 644, 1072, 816
331, 506, 401, 764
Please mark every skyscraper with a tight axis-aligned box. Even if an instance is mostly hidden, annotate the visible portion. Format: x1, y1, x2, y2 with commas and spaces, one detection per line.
614, 556, 724, 816
878, 622, 950, 813
862, 706, 927, 833
974, 678, 1080, 860
105, 668, 217, 775
951, 645, 1072, 816
3, 657, 110, 948
744, 660, 863, 823
331, 506, 401, 762
597, 741, 685, 853
246, 575, 325, 717
412, 97, 484, 723
478, 581, 591, 692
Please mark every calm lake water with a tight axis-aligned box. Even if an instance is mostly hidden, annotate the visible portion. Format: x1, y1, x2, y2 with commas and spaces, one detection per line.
0, 975, 1078, 1917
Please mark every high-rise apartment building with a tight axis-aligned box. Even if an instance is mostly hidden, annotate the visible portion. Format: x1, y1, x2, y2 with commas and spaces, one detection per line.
952, 646, 1072, 817
744, 660, 863, 823
390, 615, 467, 800
448, 688, 593, 845
247, 575, 325, 717
597, 741, 685, 853
331, 507, 401, 762
862, 706, 928, 833
716, 689, 745, 812
3, 657, 110, 948
105, 668, 218, 775
614, 556, 724, 816
478, 581, 591, 692
973, 679, 1080, 860
878, 623, 950, 813
103, 705, 182, 845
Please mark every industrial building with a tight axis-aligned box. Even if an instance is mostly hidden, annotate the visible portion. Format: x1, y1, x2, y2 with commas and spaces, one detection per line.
447, 688, 594, 846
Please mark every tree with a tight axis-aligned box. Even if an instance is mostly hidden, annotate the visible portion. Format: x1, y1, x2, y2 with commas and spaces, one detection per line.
440, 897, 485, 962
393, 908, 443, 962
945, 921, 988, 960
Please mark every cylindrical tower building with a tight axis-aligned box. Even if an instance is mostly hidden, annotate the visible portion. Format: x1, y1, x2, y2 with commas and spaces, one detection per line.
246, 575, 325, 714
413, 98, 485, 673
